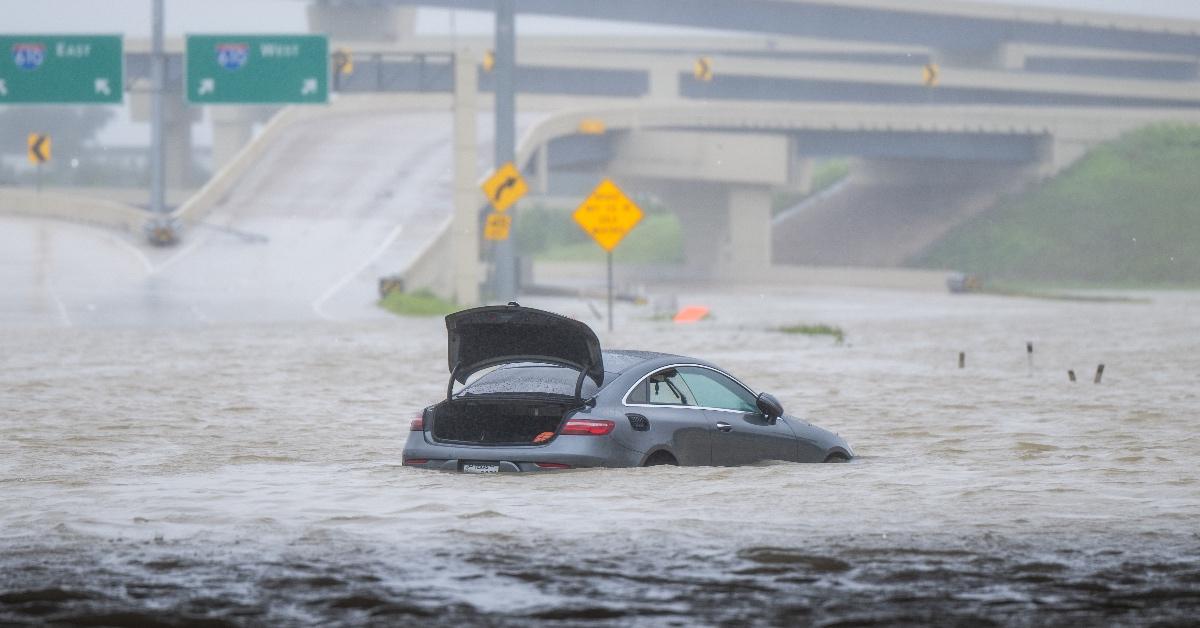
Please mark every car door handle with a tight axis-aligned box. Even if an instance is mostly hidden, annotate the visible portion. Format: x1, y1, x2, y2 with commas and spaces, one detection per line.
715, 421, 733, 432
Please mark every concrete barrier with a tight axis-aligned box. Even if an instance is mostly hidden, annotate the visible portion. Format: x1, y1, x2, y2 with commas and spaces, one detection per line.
0, 186, 148, 232
394, 217, 456, 301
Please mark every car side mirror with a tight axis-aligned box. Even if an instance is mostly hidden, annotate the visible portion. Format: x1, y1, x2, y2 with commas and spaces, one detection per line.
756, 392, 784, 420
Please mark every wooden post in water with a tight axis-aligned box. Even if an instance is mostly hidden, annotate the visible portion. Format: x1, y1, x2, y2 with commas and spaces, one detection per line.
1094, 364, 1105, 384
958, 352, 965, 369
1026, 341, 1034, 376
1068, 370, 1076, 382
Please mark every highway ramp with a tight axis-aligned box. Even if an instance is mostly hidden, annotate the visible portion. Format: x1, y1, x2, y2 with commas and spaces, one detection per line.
1, 106, 495, 327
772, 160, 1034, 268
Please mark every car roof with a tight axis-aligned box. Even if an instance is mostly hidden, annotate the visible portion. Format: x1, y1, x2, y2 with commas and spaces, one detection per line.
602, 349, 697, 375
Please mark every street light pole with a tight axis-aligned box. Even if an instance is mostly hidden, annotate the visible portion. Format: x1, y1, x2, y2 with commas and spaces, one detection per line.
492, 0, 517, 301
150, 0, 165, 218
143, 0, 176, 245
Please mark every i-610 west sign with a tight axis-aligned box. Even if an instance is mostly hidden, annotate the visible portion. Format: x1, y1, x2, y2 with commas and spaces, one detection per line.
185, 34, 328, 105
0, 34, 123, 104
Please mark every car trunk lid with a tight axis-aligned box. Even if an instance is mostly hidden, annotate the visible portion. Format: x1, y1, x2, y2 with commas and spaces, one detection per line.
445, 304, 604, 395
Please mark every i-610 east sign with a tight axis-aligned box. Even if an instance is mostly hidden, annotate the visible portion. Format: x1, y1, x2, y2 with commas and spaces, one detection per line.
185, 34, 328, 104
0, 34, 123, 104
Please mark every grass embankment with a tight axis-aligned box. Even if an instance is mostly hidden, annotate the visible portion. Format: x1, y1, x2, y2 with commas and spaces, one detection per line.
778, 324, 845, 344
914, 124, 1200, 287
379, 289, 458, 317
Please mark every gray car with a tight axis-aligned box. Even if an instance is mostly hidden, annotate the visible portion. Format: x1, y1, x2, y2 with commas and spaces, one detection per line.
402, 304, 854, 472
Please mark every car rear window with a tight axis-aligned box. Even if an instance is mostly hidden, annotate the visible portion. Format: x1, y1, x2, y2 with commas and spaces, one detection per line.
461, 363, 599, 397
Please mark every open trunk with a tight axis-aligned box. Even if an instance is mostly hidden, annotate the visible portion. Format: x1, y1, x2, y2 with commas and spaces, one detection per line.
430, 397, 576, 446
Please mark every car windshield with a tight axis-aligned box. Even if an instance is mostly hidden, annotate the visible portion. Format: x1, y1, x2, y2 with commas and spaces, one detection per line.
460, 363, 600, 397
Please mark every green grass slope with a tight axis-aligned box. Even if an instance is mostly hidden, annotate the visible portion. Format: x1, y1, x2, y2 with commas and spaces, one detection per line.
912, 124, 1200, 286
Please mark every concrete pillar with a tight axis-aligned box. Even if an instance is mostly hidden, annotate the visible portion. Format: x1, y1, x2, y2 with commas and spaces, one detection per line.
648, 64, 680, 100
722, 185, 773, 280
453, 49, 480, 307
162, 93, 194, 189
650, 182, 728, 279
210, 107, 255, 172
789, 156, 815, 195
131, 83, 199, 190
307, 2, 415, 41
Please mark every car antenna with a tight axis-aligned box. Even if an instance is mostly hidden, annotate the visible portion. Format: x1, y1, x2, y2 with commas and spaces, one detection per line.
507, 301, 520, 307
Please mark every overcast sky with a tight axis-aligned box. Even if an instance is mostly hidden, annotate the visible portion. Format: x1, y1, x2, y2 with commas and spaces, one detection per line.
4, 1, 1200, 38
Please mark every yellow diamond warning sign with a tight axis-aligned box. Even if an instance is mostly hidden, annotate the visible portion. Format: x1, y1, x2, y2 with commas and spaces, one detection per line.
572, 178, 643, 252
27, 133, 51, 165
481, 161, 528, 213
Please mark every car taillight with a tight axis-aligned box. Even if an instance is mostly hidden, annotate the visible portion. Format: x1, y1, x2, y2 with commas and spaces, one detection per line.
535, 462, 571, 469
410, 416, 425, 431
403, 457, 429, 465
560, 418, 614, 436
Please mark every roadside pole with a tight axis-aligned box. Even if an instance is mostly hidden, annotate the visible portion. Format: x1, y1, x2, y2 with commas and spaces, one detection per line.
149, 0, 165, 218
143, 0, 175, 245
607, 251, 614, 332
492, 0, 517, 302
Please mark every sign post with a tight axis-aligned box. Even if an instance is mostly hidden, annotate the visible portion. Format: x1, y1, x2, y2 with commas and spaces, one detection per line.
480, 161, 528, 283
185, 34, 329, 104
0, 34, 123, 104
27, 133, 50, 192
572, 178, 644, 331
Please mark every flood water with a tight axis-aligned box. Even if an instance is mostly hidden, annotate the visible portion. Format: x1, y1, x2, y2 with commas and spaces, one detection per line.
3, 287, 1199, 625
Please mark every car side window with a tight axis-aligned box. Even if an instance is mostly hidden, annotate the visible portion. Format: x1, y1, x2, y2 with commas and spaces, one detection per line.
629, 368, 696, 406
676, 367, 758, 413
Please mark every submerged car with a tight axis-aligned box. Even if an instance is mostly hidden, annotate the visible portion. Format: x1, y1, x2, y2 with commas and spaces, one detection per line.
402, 304, 853, 472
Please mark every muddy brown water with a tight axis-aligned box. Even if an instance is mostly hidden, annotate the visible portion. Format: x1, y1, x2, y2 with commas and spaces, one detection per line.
2, 287, 1199, 626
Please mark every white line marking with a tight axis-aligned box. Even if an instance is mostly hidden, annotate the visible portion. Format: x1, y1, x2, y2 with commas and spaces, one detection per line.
106, 233, 154, 274
152, 234, 206, 275
311, 224, 405, 321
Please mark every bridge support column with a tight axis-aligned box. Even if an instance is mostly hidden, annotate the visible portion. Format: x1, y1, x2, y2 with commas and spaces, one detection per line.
453, 49, 481, 306
163, 95, 194, 188
648, 64, 680, 100
306, 2, 415, 41
788, 155, 815, 195
132, 86, 199, 191
657, 182, 773, 280
721, 185, 773, 280
670, 183, 728, 279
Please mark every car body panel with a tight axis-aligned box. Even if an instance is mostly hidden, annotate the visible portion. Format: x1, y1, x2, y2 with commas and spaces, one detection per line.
710, 410, 801, 465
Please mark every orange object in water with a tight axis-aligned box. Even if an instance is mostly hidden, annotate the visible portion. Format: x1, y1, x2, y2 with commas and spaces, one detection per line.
533, 431, 555, 444
673, 305, 710, 324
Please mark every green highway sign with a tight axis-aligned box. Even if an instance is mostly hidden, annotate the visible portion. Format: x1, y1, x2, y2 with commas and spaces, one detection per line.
0, 34, 123, 104
185, 34, 328, 104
